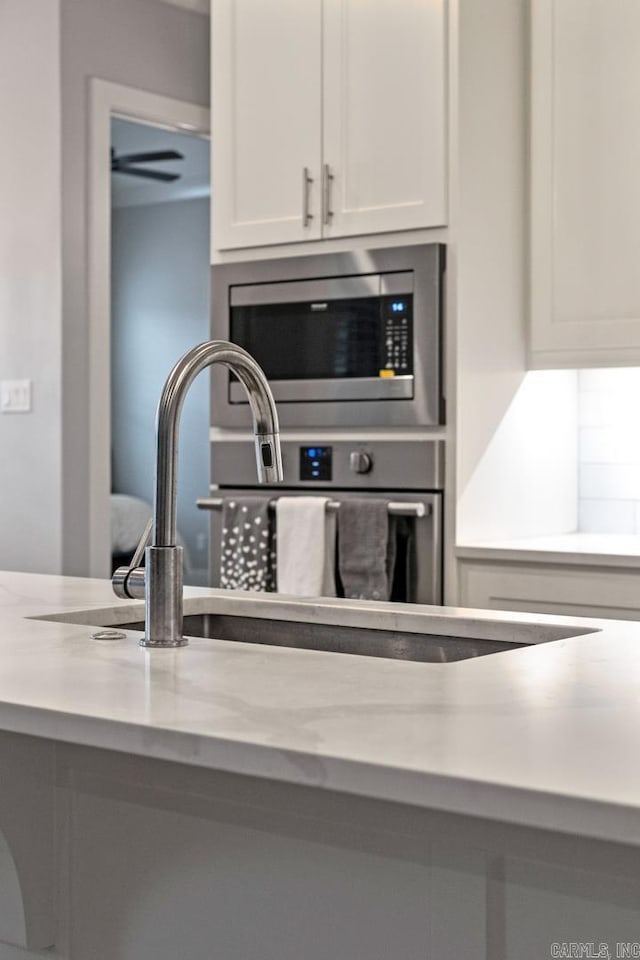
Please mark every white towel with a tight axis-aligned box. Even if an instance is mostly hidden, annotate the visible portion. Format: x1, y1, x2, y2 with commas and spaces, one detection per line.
276, 497, 336, 597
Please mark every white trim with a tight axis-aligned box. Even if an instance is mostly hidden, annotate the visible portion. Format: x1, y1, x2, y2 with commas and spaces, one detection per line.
157, 0, 209, 15
88, 79, 210, 577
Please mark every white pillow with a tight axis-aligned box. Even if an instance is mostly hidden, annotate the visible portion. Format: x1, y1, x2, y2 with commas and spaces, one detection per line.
110, 494, 192, 571
110, 494, 152, 554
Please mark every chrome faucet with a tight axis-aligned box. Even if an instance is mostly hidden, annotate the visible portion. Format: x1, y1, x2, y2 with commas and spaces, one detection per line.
113, 340, 283, 647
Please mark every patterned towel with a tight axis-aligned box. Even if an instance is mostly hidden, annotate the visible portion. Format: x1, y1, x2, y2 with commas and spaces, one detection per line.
219, 497, 276, 592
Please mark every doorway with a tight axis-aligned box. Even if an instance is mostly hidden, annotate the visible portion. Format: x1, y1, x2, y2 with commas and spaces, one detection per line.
88, 80, 210, 580
110, 117, 211, 586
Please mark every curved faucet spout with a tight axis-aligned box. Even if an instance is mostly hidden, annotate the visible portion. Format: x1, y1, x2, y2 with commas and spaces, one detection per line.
155, 340, 282, 548
112, 340, 282, 648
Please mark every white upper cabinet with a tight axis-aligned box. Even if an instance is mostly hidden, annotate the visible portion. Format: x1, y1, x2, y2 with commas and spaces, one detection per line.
530, 0, 640, 366
321, 0, 447, 239
211, 0, 447, 253
211, 0, 323, 249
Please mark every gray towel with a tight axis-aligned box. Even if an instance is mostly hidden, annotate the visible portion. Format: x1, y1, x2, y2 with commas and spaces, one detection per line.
220, 497, 276, 592
337, 499, 396, 601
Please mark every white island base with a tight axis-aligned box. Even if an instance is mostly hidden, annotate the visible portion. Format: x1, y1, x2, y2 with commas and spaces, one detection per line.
0, 572, 639, 958
2, 734, 639, 960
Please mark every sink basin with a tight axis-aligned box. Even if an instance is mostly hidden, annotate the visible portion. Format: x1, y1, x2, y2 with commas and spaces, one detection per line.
38, 597, 599, 665
113, 612, 595, 664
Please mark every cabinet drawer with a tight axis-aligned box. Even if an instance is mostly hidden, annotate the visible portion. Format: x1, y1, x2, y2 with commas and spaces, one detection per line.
458, 559, 640, 620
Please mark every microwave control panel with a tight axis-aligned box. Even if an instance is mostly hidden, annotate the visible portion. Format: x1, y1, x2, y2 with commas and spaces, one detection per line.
381, 296, 413, 375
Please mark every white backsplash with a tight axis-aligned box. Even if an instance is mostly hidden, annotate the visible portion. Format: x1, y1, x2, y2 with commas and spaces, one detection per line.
578, 369, 640, 533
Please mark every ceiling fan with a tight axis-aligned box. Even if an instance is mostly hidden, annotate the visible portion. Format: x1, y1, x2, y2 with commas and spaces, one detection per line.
110, 147, 184, 182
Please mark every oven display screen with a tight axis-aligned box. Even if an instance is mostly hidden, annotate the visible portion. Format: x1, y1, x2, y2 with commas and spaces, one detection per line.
300, 446, 332, 481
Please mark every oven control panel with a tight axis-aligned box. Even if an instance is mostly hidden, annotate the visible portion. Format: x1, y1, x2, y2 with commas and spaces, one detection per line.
211, 438, 444, 490
300, 446, 332, 481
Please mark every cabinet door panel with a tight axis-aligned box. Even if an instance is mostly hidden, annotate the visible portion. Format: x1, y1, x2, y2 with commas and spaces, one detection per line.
531, 0, 640, 365
458, 559, 640, 620
322, 0, 447, 238
212, 0, 322, 250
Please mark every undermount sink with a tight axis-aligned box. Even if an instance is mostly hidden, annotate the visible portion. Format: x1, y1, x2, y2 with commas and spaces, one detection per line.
113, 612, 596, 664
38, 598, 600, 665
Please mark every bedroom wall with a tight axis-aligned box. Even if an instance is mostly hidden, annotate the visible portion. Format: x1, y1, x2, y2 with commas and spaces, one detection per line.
111, 196, 210, 584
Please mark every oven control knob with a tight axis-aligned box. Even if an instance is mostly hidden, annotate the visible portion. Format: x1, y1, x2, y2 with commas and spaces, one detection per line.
349, 451, 373, 475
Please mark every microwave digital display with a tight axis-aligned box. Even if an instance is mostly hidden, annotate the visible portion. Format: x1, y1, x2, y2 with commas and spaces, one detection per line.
230, 294, 414, 382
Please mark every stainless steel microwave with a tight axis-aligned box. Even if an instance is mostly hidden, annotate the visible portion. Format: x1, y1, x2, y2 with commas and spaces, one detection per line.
210, 244, 445, 429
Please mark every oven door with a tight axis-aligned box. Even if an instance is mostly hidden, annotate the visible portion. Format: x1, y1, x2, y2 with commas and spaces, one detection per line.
199, 489, 442, 606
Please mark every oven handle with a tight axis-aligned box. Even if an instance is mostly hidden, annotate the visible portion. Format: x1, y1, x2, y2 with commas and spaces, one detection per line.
196, 498, 430, 518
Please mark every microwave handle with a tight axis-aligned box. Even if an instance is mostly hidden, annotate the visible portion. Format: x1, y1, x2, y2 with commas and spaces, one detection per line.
302, 167, 314, 228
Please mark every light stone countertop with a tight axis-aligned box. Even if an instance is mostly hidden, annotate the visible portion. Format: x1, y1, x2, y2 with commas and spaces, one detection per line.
2, 570, 640, 846
457, 533, 640, 567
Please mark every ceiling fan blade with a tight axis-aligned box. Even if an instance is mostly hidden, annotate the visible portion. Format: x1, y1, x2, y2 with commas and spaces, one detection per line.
112, 166, 181, 182
113, 150, 184, 165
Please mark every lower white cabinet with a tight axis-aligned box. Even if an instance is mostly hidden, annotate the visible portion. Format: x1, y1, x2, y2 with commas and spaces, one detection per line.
2, 738, 638, 959
458, 557, 640, 621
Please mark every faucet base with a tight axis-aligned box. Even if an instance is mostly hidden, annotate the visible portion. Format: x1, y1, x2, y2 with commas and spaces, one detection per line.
144, 546, 186, 648
139, 637, 189, 649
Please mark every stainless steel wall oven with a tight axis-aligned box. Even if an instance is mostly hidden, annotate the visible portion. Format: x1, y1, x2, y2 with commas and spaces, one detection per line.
200, 438, 444, 605
210, 244, 445, 429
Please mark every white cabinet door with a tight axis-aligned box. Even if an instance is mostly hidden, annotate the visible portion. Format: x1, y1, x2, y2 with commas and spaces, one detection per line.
211, 0, 323, 250
458, 558, 640, 621
530, 0, 640, 366
322, 0, 447, 238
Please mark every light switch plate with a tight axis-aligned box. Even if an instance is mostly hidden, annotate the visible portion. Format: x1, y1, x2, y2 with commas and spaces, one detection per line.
0, 380, 32, 413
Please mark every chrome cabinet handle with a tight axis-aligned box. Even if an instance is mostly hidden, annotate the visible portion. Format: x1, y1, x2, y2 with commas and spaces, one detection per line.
322, 163, 334, 224
302, 166, 314, 227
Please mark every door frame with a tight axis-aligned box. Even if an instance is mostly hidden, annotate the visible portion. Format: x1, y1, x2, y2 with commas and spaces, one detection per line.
88, 79, 210, 577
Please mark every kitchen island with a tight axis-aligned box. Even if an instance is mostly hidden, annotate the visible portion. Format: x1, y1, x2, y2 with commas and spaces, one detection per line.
2, 570, 640, 958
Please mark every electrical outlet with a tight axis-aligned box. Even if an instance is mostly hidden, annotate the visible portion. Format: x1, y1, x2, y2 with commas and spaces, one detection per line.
0, 380, 32, 413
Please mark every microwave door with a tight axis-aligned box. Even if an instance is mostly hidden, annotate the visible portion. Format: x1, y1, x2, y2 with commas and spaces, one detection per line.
228, 274, 414, 404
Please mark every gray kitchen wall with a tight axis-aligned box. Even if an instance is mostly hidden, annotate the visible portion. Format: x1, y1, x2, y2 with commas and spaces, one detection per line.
0, 0, 62, 574
111, 197, 210, 584
0, 0, 209, 577
60, 0, 209, 576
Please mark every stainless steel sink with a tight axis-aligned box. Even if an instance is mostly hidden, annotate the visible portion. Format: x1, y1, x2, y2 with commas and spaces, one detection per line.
37, 600, 599, 665
116, 612, 572, 664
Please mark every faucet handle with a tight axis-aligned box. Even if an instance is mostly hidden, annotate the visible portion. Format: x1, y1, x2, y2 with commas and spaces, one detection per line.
255, 432, 284, 484
130, 516, 153, 569
112, 516, 152, 600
